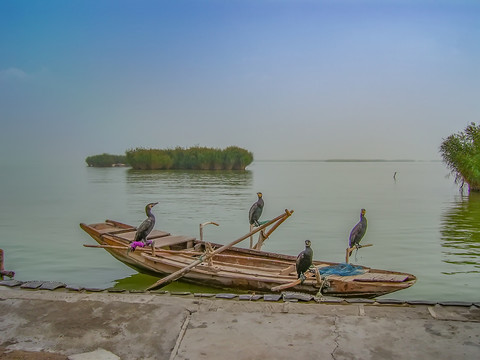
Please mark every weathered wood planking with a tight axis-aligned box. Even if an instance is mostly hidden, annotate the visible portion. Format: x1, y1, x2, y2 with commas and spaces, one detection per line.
353, 273, 409, 283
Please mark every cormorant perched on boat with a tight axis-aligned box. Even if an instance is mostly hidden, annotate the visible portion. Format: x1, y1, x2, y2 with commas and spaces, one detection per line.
349, 208, 367, 250
249, 192, 264, 226
296, 240, 313, 279
130, 202, 158, 251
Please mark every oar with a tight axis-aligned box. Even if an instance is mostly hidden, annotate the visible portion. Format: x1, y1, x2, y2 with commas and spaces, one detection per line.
345, 244, 373, 263
271, 272, 315, 292
147, 209, 294, 291
83, 244, 129, 250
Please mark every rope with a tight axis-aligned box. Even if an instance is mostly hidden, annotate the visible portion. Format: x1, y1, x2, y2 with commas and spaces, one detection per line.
316, 275, 329, 298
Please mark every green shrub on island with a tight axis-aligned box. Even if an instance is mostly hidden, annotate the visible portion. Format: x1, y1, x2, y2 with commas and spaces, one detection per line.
85, 153, 128, 167
125, 146, 253, 170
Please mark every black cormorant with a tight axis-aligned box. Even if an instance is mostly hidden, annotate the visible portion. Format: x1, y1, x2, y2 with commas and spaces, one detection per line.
349, 208, 367, 249
131, 202, 158, 251
296, 240, 313, 279
249, 192, 264, 226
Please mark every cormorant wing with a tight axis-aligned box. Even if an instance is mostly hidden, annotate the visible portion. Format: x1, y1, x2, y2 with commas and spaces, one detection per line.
349, 222, 364, 247
134, 218, 154, 242
249, 203, 258, 223
296, 251, 305, 267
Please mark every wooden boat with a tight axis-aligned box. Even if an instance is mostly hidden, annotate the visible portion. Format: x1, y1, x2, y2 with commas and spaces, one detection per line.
80, 213, 416, 298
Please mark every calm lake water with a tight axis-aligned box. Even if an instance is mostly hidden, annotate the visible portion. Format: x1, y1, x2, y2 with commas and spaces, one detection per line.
1, 160, 479, 301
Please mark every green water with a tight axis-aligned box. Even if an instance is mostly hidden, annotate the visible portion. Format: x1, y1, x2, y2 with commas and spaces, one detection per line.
0, 160, 478, 301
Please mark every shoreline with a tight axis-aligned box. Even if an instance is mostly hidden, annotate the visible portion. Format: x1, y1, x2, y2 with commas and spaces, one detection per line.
1, 284, 479, 360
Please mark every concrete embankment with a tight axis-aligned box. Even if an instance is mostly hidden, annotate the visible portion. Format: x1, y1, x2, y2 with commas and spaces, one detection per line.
1, 286, 479, 360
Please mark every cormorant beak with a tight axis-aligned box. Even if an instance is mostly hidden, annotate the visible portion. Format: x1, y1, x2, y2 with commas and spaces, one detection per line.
147, 202, 158, 210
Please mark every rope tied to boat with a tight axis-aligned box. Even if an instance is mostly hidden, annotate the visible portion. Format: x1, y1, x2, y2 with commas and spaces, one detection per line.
299, 273, 307, 284
314, 263, 364, 297
315, 274, 330, 298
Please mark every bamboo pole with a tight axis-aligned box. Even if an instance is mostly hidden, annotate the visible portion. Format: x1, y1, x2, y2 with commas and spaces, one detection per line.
83, 244, 129, 250
147, 209, 294, 291
253, 209, 293, 250
345, 244, 373, 263
249, 224, 254, 248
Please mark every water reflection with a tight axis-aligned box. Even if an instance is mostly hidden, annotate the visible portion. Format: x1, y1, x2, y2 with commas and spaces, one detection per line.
113, 272, 246, 294
123, 169, 255, 245
126, 169, 253, 194
125, 169, 253, 211
440, 192, 480, 274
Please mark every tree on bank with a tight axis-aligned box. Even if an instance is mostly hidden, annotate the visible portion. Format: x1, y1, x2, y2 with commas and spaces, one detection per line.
440, 122, 480, 192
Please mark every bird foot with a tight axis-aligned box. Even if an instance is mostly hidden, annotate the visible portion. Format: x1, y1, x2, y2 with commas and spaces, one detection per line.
129, 241, 146, 252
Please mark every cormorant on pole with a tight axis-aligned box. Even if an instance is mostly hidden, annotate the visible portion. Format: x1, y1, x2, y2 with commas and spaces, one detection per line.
296, 240, 314, 279
349, 208, 367, 250
249, 192, 264, 227
130, 202, 158, 251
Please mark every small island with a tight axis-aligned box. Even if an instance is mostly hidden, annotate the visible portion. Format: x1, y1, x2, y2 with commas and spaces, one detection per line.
85, 146, 253, 170
85, 154, 128, 167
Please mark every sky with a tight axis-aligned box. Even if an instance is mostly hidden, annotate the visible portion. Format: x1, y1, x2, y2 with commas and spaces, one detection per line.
1, 0, 479, 163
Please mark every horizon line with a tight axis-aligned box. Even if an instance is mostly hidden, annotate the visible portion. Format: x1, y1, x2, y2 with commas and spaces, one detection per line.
254, 159, 442, 163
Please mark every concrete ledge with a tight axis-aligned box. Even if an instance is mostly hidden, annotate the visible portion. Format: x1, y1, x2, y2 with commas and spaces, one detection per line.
1, 287, 479, 360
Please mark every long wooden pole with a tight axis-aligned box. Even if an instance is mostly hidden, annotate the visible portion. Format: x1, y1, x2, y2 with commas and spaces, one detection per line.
147, 209, 294, 291
253, 209, 293, 250
83, 244, 129, 250
345, 244, 373, 263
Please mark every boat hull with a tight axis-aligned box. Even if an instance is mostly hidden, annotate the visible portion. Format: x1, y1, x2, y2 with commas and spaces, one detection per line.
80, 220, 416, 298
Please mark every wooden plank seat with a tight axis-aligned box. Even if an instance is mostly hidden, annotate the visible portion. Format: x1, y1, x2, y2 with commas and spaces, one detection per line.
352, 273, 409, 283
103, 228, 136, 235
90, 221, 136, 235
152, 235, 196, 249
116, 229, 171, 242
92, 224, 129, 234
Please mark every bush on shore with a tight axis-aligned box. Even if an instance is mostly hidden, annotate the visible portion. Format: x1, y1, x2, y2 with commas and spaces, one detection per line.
440, 122, 480, 192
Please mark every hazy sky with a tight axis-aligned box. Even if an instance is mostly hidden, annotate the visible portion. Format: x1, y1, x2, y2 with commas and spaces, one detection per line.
1, 0, 479, 163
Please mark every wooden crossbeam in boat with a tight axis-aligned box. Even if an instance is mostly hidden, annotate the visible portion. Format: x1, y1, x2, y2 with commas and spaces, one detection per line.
150, 235, 195, 248
150, 248, 294, 268
98, 228, 137, 235
140, 252, 297, 278
113, 229, 171, 242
